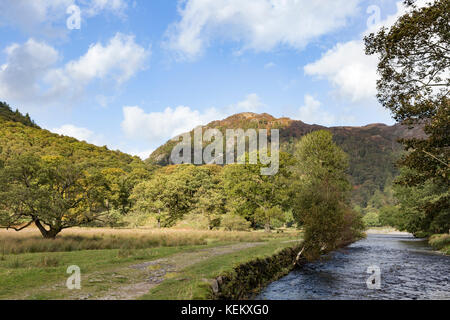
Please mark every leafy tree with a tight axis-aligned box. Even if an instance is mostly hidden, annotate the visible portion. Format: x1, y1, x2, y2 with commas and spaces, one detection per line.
254, 206, 286, 232
0, 154, 109, 238
365, 0, 449, 235
221, 213, 251, 231
222, 151, 293, 231
191, 185, 226, 230
363, 211, 381, 228
291, 131, 362, 260
130, 165, 218, 227
379, 205, 403, 228
393, 168, 450, 236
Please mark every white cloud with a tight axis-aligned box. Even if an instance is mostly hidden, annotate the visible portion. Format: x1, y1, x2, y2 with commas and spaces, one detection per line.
295, 95, 357, 126
121, 93, 265, 148
0, 0, 128, 37
264, 62, 276, 69
51, 124, 104, 145
228, 93, 264, 113
121, 105, 222, 144
128, 149, 155, 160
165, 0, 360, 60
296, 95, 336, 126
0, 33, 150, 106
303, 1, 434, 103
304, 41, 379, 102
82, 0, 128, 17
0, 39, 60, 103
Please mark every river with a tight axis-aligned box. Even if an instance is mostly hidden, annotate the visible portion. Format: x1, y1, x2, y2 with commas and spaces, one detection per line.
256, 234, 450, 300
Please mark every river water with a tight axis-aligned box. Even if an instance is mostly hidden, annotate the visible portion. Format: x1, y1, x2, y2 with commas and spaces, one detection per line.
256, 234, 449, 300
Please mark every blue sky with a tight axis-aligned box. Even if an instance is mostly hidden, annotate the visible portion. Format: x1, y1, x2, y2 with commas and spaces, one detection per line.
0, 0, 411, 158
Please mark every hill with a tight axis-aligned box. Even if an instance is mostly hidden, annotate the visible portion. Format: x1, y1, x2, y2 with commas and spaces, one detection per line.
0, 102, 147, 172
148, 112, 424, 206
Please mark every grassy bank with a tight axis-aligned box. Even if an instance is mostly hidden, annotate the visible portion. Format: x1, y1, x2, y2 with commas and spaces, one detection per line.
429, 234, 450, 255
140, 239, 301, 300
0, 227, 300, 299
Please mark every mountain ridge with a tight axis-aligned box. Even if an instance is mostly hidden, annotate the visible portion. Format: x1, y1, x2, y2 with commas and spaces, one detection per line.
148, 112, 424, 207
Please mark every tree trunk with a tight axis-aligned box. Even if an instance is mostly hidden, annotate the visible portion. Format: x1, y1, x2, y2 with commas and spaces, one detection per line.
35, 220, 61, 239
265, 223, 271, 233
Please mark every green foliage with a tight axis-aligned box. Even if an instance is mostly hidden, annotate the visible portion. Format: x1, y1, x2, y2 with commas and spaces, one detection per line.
220, 214, 251, 231
149, 112, 416, 209
131, 165, 223, 227
379, 205, 403, 228
365, 0, 449, 236
0, 154, 109, 238
291, 131, 364, 259
0, 102, 38, 128
429, 234, 450, 255
362, 211, 381, 228
0, 103, 156, 236
392, 169, 449, 236
222, 151, 293, 229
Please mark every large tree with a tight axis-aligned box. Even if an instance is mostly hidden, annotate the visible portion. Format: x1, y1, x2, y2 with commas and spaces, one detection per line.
291, 131, 362, 260
365, 0, 449, 182
0, 154, 109, 238
130, 165, 218, 227
365, 0, 449, 234
222, 151, 293, 231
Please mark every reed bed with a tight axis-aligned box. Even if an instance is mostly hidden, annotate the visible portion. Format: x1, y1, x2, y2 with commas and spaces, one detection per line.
0, 227, 289, 255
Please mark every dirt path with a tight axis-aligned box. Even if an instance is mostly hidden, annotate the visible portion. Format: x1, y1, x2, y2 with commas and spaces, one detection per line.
71, 242, 266, 300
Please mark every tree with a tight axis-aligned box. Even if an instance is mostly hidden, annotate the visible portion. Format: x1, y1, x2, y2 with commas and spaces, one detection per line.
130, 165, 217, 227
254, 206, 285, 232
191, 185, 226, 230
222, 151, 293, 231
365, 0, 449, 184
365, 0, 449, 235
363, 211, 381, 228
392, 168, 450, 236
291, 131, 362, 260
0, 154, 109, 238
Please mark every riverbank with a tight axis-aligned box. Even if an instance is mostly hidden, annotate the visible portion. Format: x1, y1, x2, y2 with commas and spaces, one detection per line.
429, 234, 450, 255
140, 239, 302, 300
365, 227, 411, 235
0, 227, 300, 300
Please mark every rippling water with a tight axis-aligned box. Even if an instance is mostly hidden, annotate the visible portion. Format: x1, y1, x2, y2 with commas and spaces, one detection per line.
256, 234, 450, 300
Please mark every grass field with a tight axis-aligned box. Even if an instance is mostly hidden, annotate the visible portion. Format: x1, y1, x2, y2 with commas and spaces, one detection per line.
0, 227, 301, 300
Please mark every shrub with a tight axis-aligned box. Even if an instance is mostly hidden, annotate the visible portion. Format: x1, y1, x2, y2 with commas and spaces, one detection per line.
363, 211, 381, 227
221, 214, 251, 231
174, 213, 211, 230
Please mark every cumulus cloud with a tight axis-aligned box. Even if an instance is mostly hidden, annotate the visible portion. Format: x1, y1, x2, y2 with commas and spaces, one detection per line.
82, 0, 128, 17
121, 105, 222, 143
0, 39, 60, 103
0, 33, 150, 106
303, 1, 433, 102
228, 93, 265, 113
121, 93, 266, 149
165, 0, 360, 60
304, 41, 379, 102
295, 95, 357, 126
0, 0, 128, 37
297, 95, 336, 126
51, 124, 104, 145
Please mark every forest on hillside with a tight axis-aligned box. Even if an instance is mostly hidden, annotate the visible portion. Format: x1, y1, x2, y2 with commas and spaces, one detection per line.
0, 103, 364, 256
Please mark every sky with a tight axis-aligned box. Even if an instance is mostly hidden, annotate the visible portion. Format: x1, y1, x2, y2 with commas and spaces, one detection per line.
0, 0, 419, 159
